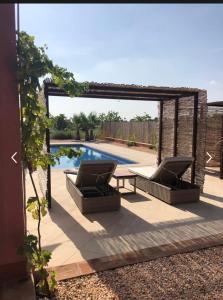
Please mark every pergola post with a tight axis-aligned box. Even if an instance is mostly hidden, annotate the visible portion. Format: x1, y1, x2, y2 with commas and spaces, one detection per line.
220, 115, 223, 179
173, 98, 179, 157
44, 85, 52, 208
158, 100, 163, 165
191, 93, 199, 184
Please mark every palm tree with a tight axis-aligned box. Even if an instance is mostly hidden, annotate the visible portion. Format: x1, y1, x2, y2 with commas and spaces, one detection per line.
72, 114, 81, 140
79, 112, 90, 141
88, 112, 99, 141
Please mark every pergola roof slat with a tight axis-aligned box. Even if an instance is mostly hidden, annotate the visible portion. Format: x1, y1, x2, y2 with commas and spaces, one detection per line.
85, 89, 181, 99
86, 82, 199, 96
44, 79, 200, 101
80, 94, 160, 101
207, 101, 223, 107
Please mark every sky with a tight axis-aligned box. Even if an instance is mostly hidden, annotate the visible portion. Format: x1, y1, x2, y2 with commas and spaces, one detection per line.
20, 4, 223, 120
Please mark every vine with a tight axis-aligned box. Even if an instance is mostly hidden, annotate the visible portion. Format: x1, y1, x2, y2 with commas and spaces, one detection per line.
17, 31, 88, 298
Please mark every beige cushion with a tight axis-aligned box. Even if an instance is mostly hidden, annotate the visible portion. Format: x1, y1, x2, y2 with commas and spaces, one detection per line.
129, 157, 193, 185
128, 166, 156, 179
67, 174, 77, 184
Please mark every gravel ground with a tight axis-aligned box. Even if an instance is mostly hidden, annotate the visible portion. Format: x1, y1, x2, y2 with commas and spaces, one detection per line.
53, 246, 223, 300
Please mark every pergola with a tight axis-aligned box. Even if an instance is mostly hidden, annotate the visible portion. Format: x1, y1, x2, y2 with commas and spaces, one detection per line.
207, 101, 223, 179
208, 101, 223, 107
43, 80, 201, 208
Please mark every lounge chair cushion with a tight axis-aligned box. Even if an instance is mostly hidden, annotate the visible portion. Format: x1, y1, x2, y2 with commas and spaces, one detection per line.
128, 166, 156, 179
67, 174, 77, 184
74, 160, 117, 187
129, 157, 194, 185
64, 169, 78, 175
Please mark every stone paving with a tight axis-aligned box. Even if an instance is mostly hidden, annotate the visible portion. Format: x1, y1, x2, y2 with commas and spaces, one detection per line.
26, 142, 223, 275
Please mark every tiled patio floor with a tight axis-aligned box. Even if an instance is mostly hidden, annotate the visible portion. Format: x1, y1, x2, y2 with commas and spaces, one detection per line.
26, 142, 223, 278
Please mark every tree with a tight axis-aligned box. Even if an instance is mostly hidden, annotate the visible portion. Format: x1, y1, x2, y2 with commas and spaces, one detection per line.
131, 113, 152, 122
79, 112, 90, 141
72, 114, 82, 140
53, 114, 69, 130
88, 112, 99, 140
98, 111, 123, 122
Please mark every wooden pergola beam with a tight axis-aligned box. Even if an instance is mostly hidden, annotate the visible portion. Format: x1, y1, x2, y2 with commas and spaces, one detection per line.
47, 89, 188, 101
45, 80, 198, 99
207, 101, 223, 107
80, 82, 198, 95
80, 94, 163, 101
85, 89, 182, 98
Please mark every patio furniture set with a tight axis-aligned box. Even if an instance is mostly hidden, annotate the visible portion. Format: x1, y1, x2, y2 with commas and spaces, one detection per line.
64, 157, 200, 214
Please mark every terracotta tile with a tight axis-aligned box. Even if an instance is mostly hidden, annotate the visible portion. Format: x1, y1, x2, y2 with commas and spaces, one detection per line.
48, 231, 223, 281
51, 262, 82, 281
78, 261, 95, 275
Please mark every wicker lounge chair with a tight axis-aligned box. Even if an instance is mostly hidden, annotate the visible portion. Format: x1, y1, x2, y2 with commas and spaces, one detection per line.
128, 157, 200, 204
65, 160, 120, 214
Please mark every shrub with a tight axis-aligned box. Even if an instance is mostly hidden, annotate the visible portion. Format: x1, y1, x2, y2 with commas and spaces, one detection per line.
149, 144, 157, 150
127, 140, 136, 147
50, 130, 73, 140
127, 134, 137, 147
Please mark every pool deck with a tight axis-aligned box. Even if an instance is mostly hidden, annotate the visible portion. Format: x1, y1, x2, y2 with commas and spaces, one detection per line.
26, 141, 223, 280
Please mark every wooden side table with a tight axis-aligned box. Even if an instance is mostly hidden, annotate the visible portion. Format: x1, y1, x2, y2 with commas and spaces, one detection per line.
112, 170, 137, 195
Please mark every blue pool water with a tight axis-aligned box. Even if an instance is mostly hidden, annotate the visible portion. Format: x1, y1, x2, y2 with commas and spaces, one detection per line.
51, 144, 136, 168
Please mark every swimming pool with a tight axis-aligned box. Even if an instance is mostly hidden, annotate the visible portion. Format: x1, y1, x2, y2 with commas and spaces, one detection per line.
51, 144, 136, 168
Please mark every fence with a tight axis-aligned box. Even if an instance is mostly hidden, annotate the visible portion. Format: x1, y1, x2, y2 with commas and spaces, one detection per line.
102, 121, 158, 146
206, 106, 223, 167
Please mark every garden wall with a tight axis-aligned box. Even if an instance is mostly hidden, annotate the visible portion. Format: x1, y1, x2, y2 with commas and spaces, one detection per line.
102, 121, 158, 146
160, 90, 207, 189
206, 106, 223, 167
0, 4, 26, 282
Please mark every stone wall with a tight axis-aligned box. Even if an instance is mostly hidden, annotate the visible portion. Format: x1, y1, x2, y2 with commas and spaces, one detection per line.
206, 106, 223, 167
160, 90, 207, 190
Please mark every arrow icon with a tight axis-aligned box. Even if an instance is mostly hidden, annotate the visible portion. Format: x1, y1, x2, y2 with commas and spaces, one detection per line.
206, 152, 212, 163
11, 152, 18, 164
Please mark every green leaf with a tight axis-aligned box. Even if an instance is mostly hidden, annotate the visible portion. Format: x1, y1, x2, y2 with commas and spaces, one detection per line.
41, 249, 52, 263
26, 201, 36, 212
32, 210, 39, 220
41, 207, 47, 217
17, 30, 88, 295
48, 271, 57, 291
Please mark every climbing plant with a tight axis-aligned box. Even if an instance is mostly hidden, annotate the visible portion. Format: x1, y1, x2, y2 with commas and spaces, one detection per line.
17, 31, 88, 298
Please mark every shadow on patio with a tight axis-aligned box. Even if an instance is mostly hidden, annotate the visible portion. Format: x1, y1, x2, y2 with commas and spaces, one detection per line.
46, 191, 223, 269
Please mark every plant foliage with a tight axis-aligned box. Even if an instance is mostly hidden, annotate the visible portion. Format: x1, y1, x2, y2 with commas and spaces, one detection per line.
130, 113, 152, 122
98, 111, 123, 122
17, 31, 86, 297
